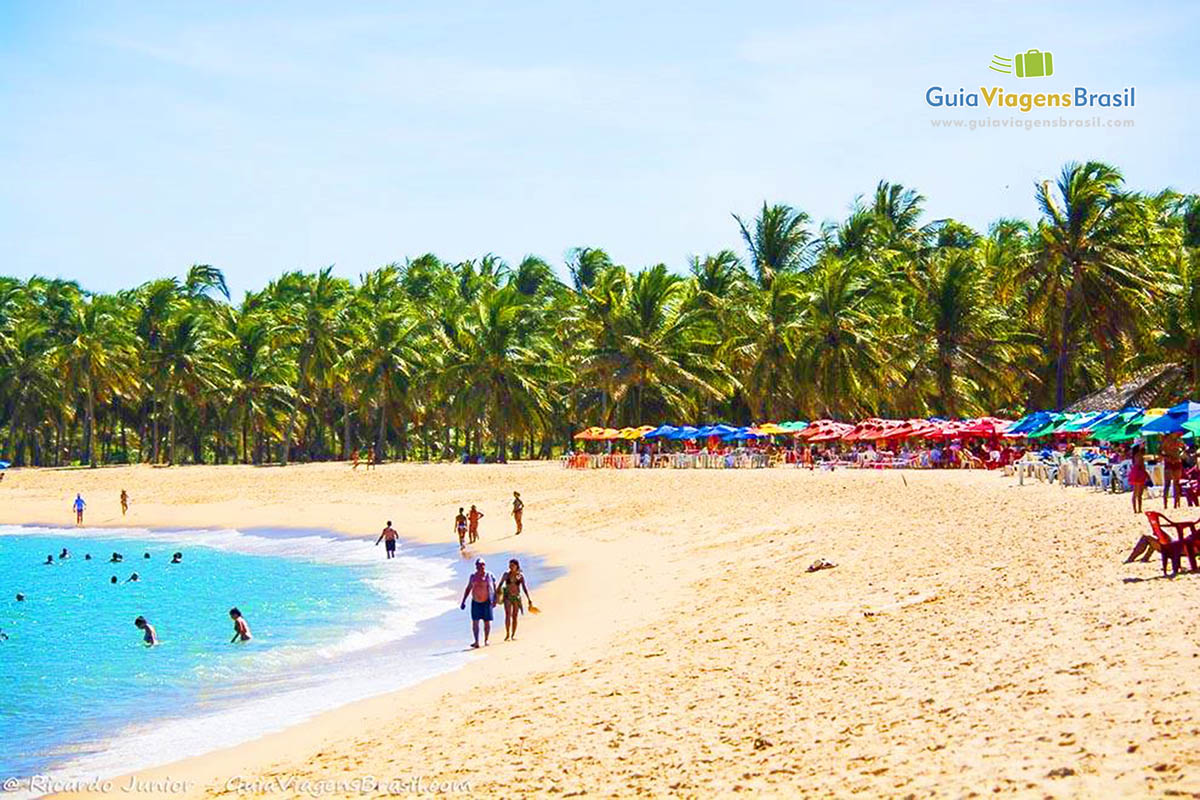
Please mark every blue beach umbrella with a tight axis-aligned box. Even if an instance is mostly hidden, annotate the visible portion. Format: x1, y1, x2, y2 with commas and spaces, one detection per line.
642, 425, 677, 439
1141, 401, 1200, 435
669, 426, 700, 440
0, 461, 8, 469
1005, 411, 1052, 436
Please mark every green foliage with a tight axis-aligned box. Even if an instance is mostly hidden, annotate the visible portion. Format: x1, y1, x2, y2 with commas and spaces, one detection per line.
0, 161, 1194, 465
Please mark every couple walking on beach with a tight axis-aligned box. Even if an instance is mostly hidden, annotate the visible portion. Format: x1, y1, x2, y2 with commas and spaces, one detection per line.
460, 558, 533, 647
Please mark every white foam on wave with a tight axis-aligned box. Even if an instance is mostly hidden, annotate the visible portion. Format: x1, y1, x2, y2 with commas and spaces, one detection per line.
0, 524, 473, 798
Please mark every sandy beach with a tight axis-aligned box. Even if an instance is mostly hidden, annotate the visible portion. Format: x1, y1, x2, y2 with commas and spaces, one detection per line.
3, 462, 1199, 798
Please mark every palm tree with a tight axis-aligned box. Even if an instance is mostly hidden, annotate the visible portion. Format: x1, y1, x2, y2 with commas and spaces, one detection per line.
907, 248, 1036, 416
55, 294, 135, 467
723, 274, 804, 420
793, 257, 893, 418
578, 265, 729, 424
734, 203, 814, 288
440, 284, 560, 460
1027, 161, 1161, 408
160, 313, 225, 465
272, 267, 349, 464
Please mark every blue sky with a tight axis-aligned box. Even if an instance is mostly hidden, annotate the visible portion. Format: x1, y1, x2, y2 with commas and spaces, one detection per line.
1, 0, 1197, 297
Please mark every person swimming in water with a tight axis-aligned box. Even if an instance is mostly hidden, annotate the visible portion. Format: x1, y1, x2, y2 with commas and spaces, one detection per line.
455, 508, 469, 550
84, 553, 92, 561
170, 552, 183, 564
134, 616, 157, 646
110, 576, 118, 584
109, 552, 123, 563
43, 554, 54, 565
376, 521, 398, 559
143, 552, 151, 559
73, 493, 86, 525
229, 607, 252, 643
496, 558, 534, 641
126, 572, 140, 583
15, 593, 24, 602
59, 548, 70, 560
120, 489, 129, 516
468, 505, 484, 544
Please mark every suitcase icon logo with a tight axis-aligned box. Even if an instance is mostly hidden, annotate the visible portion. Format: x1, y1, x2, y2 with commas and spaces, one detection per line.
988, 49, 1054, 78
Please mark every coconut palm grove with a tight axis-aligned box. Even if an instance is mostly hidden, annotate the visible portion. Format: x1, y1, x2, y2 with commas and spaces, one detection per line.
2, 160, 1198, 467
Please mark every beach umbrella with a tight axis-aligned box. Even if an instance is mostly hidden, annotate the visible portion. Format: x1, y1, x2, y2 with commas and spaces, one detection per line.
1059, 410, 1117, 433
596, 428, 621, 440
1003, 411, 1052, 437
1183, 418, 1200, 439
1141, 401, 1200, 435
1025, 413, 1068, 438
669, 426, 701, 440
755, 423, 789, 435
1105, 409, 1167, 442
642, 425, 677, 439
573, 426, 607, 441
0, 461, 8, 469
779, 420, 808, 432
806, 422, 855, 442
1089, 410, 1143, 441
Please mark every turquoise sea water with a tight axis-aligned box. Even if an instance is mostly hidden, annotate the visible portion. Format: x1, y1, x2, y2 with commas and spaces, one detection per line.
0, 525, 466, 792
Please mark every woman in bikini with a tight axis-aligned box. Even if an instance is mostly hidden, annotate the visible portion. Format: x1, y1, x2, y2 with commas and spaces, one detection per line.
455, 508, 469, 550
496, 558, 533, 641
1129, 442, 1148, 514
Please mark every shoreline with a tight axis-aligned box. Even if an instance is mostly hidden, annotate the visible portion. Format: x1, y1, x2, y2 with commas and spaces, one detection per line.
2, 462, 1196, 797
1, 522, 513, 796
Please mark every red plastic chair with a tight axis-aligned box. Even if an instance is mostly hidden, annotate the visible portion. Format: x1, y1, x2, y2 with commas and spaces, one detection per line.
1143, 512, 1199, 577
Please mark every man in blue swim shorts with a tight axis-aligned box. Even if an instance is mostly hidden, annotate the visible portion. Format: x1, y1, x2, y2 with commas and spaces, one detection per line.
459, 558, 496, 648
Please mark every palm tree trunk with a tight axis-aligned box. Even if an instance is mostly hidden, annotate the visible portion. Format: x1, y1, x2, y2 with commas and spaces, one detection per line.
1054, 287, 1073, 411
375, 388, 387, 463
4, 388, 26, 460
85, 377, 97, 468
152, 391, 161, 464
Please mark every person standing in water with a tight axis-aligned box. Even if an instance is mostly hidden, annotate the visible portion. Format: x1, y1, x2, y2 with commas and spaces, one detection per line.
229, 608, 252, 642
455, 508, 469, 550
511, 491, 524, 535
134, 616, 157, 646
460, 559, 496, 648
120, 490, 129, 516
73, 493, 86, 525
496, 558, 534, 641
375, 521, 399, 559
467, 505, 484, 544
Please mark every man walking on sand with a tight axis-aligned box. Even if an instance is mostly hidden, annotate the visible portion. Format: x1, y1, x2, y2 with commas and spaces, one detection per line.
376, 521, 399, 559
467, 505, 484, 544
73, 493, 86, 525
460, 559, 496, 648
512, 491, 524, 535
